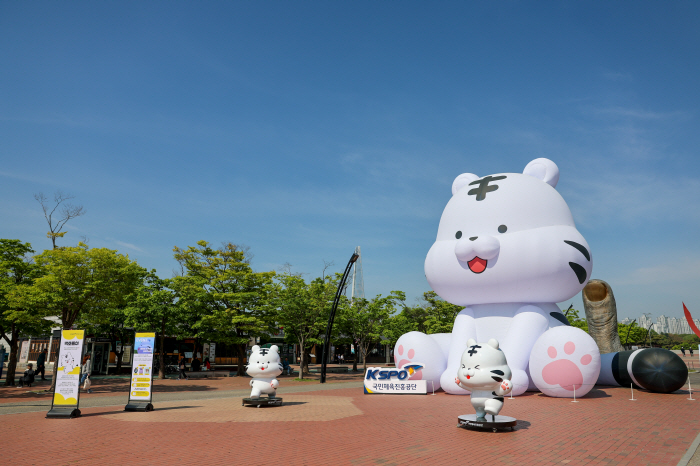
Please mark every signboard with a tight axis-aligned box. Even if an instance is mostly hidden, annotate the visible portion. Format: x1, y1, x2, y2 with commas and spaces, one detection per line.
364, 365, 427, 394
52, 330, 85, 406
209, 343, 216, 363
121, 346, 132, 363
129, 333, 155, 402
19, 340, 30, 363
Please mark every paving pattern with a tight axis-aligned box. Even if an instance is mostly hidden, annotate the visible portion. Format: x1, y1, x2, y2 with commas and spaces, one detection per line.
1, 371, 699, 465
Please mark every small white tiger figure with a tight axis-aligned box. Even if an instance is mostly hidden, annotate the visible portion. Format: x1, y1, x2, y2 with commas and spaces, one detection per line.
62, 353, 76, 374
455, 338, 513, 421
246, 345, 283, 399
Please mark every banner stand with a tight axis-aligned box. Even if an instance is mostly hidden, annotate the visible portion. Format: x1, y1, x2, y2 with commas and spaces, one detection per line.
47, 330, 85, 419
124, 400, 153, 412
125, 332, 156, 412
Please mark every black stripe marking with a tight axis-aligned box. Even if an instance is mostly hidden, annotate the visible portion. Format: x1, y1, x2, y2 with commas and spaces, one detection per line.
569, 262, 587, 284
564, 240, 590, 261
490, 370, 504, 376
550, 312, 571, 326
494, 397, 504, 402
491, 376, 503, 382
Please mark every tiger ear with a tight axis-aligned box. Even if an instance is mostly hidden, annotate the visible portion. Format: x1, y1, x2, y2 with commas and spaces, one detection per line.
523, 158, 559, 188
487, 338, 499, 350
251, 345, 260, 352
452, 173, 480, 195
467, 338, 477, 347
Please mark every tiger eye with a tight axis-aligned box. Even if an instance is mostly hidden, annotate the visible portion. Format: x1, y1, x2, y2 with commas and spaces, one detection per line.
455, 231, 462, 239
498, 225, 507, 233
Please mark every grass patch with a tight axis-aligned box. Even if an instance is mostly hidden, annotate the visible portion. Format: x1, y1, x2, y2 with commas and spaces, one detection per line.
293, 378, 317, 382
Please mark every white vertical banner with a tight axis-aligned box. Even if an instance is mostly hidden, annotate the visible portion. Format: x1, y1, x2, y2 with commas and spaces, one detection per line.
209, 342, 216, 363
129, 333, 155, 402
19, 340, 30, 363
52, 330, 85, 406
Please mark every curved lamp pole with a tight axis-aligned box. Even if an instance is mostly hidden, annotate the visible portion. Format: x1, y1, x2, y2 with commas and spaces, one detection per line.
320, 251, 359, 384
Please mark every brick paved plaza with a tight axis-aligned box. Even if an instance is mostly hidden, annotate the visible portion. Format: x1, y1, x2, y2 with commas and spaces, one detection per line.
1, 367, 699, 466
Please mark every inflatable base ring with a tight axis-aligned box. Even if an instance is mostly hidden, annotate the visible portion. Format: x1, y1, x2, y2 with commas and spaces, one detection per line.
457, 414, 517, 433
242, 397, 283, 408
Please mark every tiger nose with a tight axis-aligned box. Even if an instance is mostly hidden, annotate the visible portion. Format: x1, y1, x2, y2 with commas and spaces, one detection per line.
469, 236, 478, 241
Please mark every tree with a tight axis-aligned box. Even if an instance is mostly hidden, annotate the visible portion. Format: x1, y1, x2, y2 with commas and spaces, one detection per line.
34, 191, 85, 249
0, 239, 52, 386
32, 243, 143, 389
383, 311, 418, 347
78, 305, 134, 376
124, 272, 180, 379
567, 308, 589, 333
272, 266, 337, 377
339, 291, 403, 373
422, 291, 462, 335
171, 241, 275, 377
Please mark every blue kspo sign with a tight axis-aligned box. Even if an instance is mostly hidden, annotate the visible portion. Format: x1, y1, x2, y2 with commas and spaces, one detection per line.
363, 365, 427, 395
365, 364, 423, 381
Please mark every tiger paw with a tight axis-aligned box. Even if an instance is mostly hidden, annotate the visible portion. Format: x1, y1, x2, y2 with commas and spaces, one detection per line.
529, 326, 600, 398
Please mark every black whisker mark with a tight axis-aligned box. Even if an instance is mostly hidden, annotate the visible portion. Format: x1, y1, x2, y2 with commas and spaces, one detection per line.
491, 376, 503, 382
564, 240, 590, 261
550, 312, 570, 326
490, 370, 504, 376
569, 262, 587, 284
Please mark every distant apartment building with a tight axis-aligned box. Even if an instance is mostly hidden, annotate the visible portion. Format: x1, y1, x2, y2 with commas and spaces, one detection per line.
626, 314, 700, 335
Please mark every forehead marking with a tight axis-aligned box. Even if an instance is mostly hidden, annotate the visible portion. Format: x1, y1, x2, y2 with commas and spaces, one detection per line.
467, 345, 481, 356
468, 175, 507, 201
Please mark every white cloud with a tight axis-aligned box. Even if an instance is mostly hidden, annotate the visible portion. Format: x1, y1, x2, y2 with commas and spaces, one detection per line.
114, 240, 145, 253
564, 173, 700, 228
615, 257, 700, 287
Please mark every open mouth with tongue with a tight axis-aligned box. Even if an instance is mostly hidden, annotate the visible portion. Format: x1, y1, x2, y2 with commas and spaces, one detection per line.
467, 257, 487, 274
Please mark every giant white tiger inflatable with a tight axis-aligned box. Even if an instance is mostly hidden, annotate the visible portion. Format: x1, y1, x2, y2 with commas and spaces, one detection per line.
394, 158, 602, 397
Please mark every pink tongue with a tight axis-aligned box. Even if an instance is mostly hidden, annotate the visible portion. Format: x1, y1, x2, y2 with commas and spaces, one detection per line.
468, 257, 487, 273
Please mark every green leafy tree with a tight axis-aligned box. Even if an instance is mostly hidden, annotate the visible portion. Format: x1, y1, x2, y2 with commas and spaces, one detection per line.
78, 305, 135, 375
566, 307, 589, 333
171, 241, 275, 377
32, 243, 143, 389
383, 311, 418, 347
339, 291, 403, 373
0, 239, 52, 386
422, 291, 462, 334
271, 265, 338, 376
124, 272, 180, 379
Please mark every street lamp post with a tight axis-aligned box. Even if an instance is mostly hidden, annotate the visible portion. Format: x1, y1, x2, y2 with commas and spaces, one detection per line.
320, 251, 359, 384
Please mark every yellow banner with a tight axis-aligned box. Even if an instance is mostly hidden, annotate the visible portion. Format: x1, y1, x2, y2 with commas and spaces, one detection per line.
62, 329, 84, 340
135, 332, 156, 338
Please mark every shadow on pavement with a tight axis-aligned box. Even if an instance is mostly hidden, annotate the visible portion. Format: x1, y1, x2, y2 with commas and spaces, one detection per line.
81, 405, 201, 417
585, 388, 612, 398
514, 420, 531, 431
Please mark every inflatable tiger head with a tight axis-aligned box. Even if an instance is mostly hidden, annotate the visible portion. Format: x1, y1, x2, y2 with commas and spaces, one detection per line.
424, 158, 592, 306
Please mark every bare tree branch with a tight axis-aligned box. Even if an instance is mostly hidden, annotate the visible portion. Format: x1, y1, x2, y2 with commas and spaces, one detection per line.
34, 190, 86, 249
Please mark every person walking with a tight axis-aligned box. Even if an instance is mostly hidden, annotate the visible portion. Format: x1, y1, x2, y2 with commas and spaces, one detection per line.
691, 348, 695, 357
36, 348, 48, 381
681, 347, 686, 357
191, 355, 201, 372
178, 355, 189, 380
80, 354, 92, 393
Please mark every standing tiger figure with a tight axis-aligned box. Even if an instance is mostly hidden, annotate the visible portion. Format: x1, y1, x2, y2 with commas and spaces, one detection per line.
394, 158, 601, 398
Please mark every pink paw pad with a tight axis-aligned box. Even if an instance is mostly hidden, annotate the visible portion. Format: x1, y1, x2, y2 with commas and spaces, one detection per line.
542, 341, 592, 391
395, 345, 421, 380
529, 326, 601, 398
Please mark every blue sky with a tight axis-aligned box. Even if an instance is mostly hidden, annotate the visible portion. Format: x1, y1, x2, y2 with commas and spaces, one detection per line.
1, 2, 699, 321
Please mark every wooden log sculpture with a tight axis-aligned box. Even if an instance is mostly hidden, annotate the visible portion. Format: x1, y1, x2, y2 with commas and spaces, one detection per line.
582, 279, 623, 354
